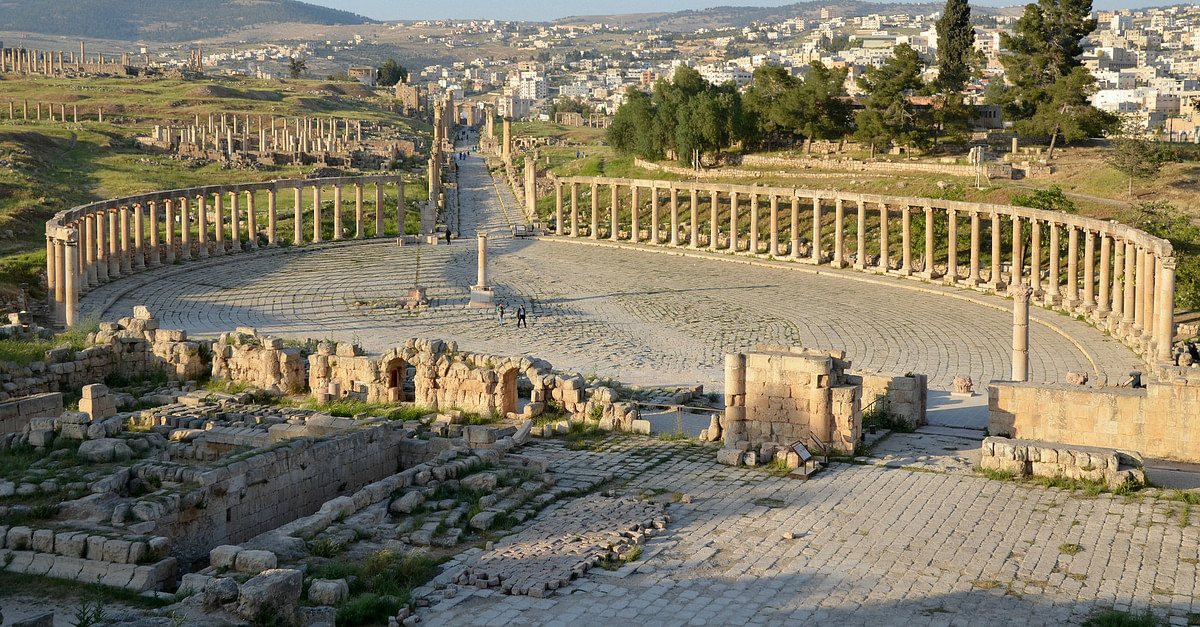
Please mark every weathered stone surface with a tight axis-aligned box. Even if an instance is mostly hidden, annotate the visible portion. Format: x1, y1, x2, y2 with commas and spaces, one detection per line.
234, 549, 277, 574
307, 578, 350, 606
236, 568, 302, 621
77, 438, 133, 463
209, 544, 242, 569
389, 491, 425, 515
203, 576, 239, 610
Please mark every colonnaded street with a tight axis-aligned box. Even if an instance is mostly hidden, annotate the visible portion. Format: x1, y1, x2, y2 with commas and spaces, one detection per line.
79, 141, 1142, 392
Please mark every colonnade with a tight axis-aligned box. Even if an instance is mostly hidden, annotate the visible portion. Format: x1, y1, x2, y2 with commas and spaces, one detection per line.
46, 175, 406, 328
554, 176, 1177, 364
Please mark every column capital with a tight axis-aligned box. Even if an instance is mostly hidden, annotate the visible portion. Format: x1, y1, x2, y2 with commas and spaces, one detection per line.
1009, 283, 1034, 302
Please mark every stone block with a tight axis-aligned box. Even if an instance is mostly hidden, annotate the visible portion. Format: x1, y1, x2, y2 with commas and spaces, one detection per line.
308, 578, 350, 606
389, 491, 424, 515
209, 544, 242, 569
631, 419, 651, 435
715, 448, 743, 466
235, 549, 277, 574
133, 305, 154, 320
204, 576, 239, 610
236, 569, 303, 622
470, 511, 498, 530
31, 529, 55, 553
102, 539, 132, 564
28, 429, 54, 448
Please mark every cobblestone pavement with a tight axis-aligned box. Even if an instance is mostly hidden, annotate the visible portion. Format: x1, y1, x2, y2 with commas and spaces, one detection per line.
79, 147, 1142, 390
420, 437, 1200, 627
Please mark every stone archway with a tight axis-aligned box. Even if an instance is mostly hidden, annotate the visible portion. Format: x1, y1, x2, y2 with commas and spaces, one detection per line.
384, 357, 408, 402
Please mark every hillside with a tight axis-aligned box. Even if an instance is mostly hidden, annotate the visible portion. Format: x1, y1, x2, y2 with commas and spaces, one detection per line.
554, 1, 1014, 31
0, 0, 372, 41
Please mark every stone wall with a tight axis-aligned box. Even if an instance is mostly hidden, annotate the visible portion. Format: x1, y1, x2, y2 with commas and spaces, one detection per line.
0, 393, 62, 435
988, 368, 1200, 462
857, 372, 928, 428
211, 329, 305, 393
723, 347, 862, 453
740, 154, 1014, 179
979, 436, 1146, 489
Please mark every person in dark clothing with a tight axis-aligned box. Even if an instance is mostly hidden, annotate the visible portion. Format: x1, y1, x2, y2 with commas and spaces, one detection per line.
516, 305, 527, 328
445, 230, 451, 245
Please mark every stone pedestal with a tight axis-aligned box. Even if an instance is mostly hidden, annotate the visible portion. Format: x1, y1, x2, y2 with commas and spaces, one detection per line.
469, 233, 494, 308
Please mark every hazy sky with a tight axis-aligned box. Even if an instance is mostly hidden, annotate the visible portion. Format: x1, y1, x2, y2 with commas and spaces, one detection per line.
313, 0, 1174, 23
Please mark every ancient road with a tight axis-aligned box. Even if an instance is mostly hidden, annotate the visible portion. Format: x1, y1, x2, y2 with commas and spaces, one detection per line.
79, 147, 1142, 391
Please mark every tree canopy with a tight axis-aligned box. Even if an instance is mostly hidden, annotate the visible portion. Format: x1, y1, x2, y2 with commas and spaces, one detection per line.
934, 0, 976, 94
377, 59, 408, 87
854, 44, 927, 156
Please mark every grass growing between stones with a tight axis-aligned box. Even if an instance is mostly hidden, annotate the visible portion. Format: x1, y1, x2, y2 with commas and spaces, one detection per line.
562, 422, 608, 451
1081, 609, 1164, 627
293, 398, 436, 421
308, 549, 442, 626
0, 319, 99, 367
0, 571, 174, 610
1059, 543, 1085, 556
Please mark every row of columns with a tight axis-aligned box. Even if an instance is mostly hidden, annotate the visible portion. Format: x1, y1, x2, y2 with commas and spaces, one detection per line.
47, 179, 405, 328
553, 179, 1177, 363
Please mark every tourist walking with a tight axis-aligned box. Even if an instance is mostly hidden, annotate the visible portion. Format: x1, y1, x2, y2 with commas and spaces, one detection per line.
497, 302, 505, 325
516, 305, 527, 328
445, 230, 451, 245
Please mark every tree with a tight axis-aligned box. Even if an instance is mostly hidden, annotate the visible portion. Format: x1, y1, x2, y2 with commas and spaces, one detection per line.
1105, 136, 1172, 197
377, 58, 408, 87
608, 87, 657, 159
287, 56, 306, 80
934, 0, 976, 94
794, 61, 851, 152
854, 43, 927, 156
999, 0, 1117, 157
743, 63, 850, 151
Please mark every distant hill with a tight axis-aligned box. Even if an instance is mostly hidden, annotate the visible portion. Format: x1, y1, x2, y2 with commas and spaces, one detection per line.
0, 0, 372, 41
554, 1, 1014, 31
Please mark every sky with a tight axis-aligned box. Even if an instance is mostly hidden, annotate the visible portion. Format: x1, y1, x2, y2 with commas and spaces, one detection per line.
312, 0, 1180, 23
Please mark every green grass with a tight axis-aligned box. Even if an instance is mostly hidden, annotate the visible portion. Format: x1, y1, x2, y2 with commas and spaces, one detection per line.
0, 570, 174, 610
312, 549, 441, 626
0, 318, 99, 366
1059, 543, 1085, 556
1082, 609, 1163, 627
294, 398, 435, 421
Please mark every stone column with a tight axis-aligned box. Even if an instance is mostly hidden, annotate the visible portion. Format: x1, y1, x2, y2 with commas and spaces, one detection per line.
501, 118, 511, 163
263, 189, 276, 247
476, 233, 488, 287
1145, 253, 1158, 345
1083, 230, 1095, 310
375, 183, 384, 237
197, 194, 210, 258
46, 238, 57, 314
968, 211, 980, 284
769, 195, 781, 257
179, 197, 191, 261
210, 192, 224, 256
650, 186, 660, 244
811, 197, 822, 265
988, 212, 1002, 290
107, 209, 121, 276
1065, 226, 1079, 306
1098, 234, 1111, 315
293, 187, 303, 246
900, 205, 912, 275
355, 184, 365, 239
1157, 257, 1177, 363
833, 198, 846, 268
946, 209, 958, 281
856, 200, 866, 270
397, 181, 406, 236
1134, 247, 1146, 333
54, 239, 65, 327
570, 182, 579, 237
63, 236, 78, 327
1011, 283, 1033, 382
670, 186, 680, 246
590, 182, 599, 239
923, 206, 935, 278
790, 196, 801, 260
1123, 241, 1137, 329
470, 233, 494, 307
120, 206, 132, 272
1030, 220, 1042, 295
247, 191, 258, 249
611, 185, 620, 242
709, 191, 719, 251
1112, 243, 1125, 326
229, 192, 241, 251
728, 192, 738, 252
332, 184, 343, 240
313, 184, 323, 243
631, 185, 640, 243
1011, 216, 1022, 285
85, 214, 98, 285
689, 189, 699, 248
1047, 224, 1060, 303
525, 156, 537, 219
748, 191, 759, 254
555, 182, 564, 236
148, 201, 160, 266
878, 203, 889, 272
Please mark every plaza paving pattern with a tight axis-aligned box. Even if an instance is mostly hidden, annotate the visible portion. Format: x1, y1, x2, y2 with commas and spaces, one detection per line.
79, 143, 1142, 391
421, 437, 1200, 627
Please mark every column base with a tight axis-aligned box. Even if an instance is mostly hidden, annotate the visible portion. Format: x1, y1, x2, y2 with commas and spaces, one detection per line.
964, 275, 982, 287
1063, 298, 1081, 310
468, 286, 494, 308
213, 244, 225, 256
831, 260, 846, 269
230, 241, 242, 252
918, 271, 935, 280
898, 267, 913, 277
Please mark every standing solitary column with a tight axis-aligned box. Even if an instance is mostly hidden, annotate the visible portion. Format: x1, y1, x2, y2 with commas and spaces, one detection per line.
900, 205, 912, 275
1083, 230, 1095, 310
246, 191, 258, 249
709, 191, 719, 250
968, 211, 980, 284
988, 212, 1002, 290
650, 186, 660, 244
469, 233, 494, 307
266, 190, 277, 247
728, 192, 739, 252
856, 200, 866, 270
293, 187, 303, 246
923, 206, 935, 277
375, 183, 384, 237
213, 193, 226, 256
1011, 216, 1022, 284
590, 182, 599, 240
1065, 226, 1079, 306
689, 189, 699, 248
669, 187, 680, 246
355, 184, 365, 239
1011, 283, 1033, 382
197, 194, 209, 258
631, 186, 640, 243
770, 196, 781, 257
120, 206, 132, 272
179, 197, 191, 260
64, 236, 78, 327
148, 201, 160, 266
313, 185, 323, 243
811, 197, 822, 265
878, 204, 890, 272
555, 182, 564, 236
748, 192, 759, 254
1047, 224, 1060, 303
1098, 234, 1111, 315
332, 184, 343, 240
1157, 257, 1177, 362
570, 182, 579, 237
611, 185, 620, 242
